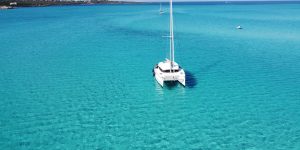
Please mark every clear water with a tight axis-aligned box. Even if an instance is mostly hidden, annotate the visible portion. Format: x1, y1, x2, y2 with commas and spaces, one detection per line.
1, 3, 300, 149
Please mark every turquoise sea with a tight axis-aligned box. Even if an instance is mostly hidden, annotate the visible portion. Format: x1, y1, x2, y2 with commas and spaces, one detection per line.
1, 2, 300, 149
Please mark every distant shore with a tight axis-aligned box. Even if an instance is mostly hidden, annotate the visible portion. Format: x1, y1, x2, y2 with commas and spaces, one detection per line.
1, 0, 300, 9
0, 5, 14, 9
0, 1, 139, 9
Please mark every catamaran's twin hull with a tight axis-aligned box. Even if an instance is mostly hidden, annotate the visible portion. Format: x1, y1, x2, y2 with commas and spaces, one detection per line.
153, 0, 185, 88
154, 67, 185, 87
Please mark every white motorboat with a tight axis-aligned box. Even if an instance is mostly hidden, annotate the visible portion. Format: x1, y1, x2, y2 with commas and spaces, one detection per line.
236, 25, 242, 29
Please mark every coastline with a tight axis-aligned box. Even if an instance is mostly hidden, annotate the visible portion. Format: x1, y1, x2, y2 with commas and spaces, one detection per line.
1, 1, 300, 9
0, 1, 141, 9
0, 5, 14, 9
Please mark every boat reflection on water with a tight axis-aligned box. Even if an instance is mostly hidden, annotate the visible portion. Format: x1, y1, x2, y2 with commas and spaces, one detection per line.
154, 80, 164, 95
154, 70, 197, 96
154, 80, 186, 96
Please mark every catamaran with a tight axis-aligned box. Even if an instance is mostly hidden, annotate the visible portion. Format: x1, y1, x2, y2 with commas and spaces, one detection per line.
153, 0, 185, 87
159, 3, 164, 15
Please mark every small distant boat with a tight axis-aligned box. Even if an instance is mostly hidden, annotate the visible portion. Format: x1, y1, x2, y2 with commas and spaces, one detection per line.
153, 0, 185, 87
159, 3, 164, 15
236, 25, 243, 29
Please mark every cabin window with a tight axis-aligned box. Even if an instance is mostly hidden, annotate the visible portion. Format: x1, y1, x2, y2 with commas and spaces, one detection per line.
159, 67, 180, 73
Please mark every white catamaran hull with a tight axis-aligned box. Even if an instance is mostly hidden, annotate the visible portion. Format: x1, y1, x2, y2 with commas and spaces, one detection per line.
153, 63, 185, 87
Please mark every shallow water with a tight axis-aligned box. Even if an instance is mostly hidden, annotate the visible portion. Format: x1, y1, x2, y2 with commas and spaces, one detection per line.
0, 3, 300, 149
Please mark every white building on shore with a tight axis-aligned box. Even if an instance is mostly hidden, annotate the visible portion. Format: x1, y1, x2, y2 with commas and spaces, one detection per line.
10, 2, 17, 6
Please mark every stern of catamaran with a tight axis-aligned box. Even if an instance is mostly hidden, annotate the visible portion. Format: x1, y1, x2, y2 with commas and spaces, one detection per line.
154, 60, 185, 87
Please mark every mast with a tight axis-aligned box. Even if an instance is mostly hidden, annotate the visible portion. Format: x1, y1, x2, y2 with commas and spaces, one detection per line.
160, 3, 162, 12
169, 0, 175, 71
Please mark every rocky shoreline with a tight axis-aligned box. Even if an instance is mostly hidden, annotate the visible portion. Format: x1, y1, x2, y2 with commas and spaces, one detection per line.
0, 5, 14, 9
